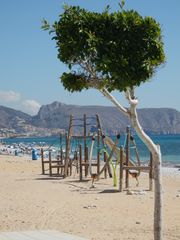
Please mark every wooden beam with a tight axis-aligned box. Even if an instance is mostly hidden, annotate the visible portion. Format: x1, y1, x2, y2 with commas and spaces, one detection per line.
64, 115, 73, 177
49, 151, 52, 176
79, 144, 82, 181
41, 148, 45, 175
123, 166, 151, 171
104, 151, 107, 179
149, 152, 153, 191
119, 146, 124, 192
125, 126, 130, 188
97, 129, 100, 175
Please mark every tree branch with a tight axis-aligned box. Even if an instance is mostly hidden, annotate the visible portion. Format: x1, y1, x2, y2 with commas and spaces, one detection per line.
125, 89, 158, 154
100, 88, 129, 116
125, 88, 138, 106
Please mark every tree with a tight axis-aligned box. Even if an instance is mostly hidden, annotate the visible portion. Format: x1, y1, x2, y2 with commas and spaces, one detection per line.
42, 3, 165, 240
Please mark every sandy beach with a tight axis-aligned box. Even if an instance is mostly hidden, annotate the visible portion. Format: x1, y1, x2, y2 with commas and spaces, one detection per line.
0, 154, 179, 240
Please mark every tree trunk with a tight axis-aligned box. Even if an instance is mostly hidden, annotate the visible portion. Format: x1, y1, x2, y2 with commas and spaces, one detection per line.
131, 117, 163, 240
153, 145, 163, 240
100, 88, 163, 240
128, 95, 163, 240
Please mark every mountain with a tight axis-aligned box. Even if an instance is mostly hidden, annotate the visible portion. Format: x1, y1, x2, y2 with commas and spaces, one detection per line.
32, 101, 180, 135
0, 105, 31, 129
0, 105, 63, 137
1, 102, 180, 137
32, 102, 128, 135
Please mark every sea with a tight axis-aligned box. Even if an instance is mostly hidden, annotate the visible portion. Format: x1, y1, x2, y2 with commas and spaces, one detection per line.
1, 134, 180, 167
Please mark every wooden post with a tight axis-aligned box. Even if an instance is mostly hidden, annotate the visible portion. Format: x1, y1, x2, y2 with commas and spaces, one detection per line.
85, 146, 89, 177
49, 150, 52, 176
75, 150, 79, 174
96, 114, 103, 140
84, 114, 88, 176
65, 133, 68, 176
104, 151, 107, 179
96, 114, 112, 178
97, 129, 100, 175
131, 137, 141, 166
57, 154, 60, 175
65, 115, 73, 177
149, 152, 153, 191
106, 163, 113, 178
59, 133, 62, 150
119, 146, 124, 192
84, 114, 87, 151
41, 148, 45, 174
125, 126, 130, 189
79, 144, 82, 181
70, 161, 72, 176
60, 147, 63, 175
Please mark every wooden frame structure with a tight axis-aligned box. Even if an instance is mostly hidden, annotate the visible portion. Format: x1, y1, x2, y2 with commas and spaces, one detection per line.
40, 115, 154, 191
41, 146, 73, 177
77, 142, 108, 181
40, 114, 111, 179
119, 127, 154, 192
67, 114, 110, 181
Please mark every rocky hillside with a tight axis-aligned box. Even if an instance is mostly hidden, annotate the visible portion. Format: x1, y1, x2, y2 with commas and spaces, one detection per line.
0, 106, 31, 129
1, 102, 180, 136
32, 102, 180, 135
0, 105, 63, 137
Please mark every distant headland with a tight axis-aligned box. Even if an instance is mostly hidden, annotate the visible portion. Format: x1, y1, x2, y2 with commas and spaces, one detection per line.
1, 102, 180, 138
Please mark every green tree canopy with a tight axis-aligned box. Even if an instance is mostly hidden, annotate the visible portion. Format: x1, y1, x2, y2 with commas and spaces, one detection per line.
42, 5, 165, 92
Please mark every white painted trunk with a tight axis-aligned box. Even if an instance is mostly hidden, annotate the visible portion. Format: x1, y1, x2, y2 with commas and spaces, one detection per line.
153, 145, 163, 240
130, 106, 163, 240
100, 88, 163, 240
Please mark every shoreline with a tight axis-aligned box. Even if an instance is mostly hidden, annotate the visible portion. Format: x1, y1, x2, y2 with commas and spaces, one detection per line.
1, 145, 180, 170
162, 166, 180, 177
0, 148, 180, 173
0, 138, 180, 168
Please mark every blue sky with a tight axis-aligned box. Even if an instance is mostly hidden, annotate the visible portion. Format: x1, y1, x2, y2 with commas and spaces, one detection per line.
0, 0, 180, 115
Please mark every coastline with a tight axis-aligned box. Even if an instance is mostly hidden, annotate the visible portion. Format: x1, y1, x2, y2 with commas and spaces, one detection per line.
1, 140, 180, 169
0, 154, 179, 240
162, 167, 180, 176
